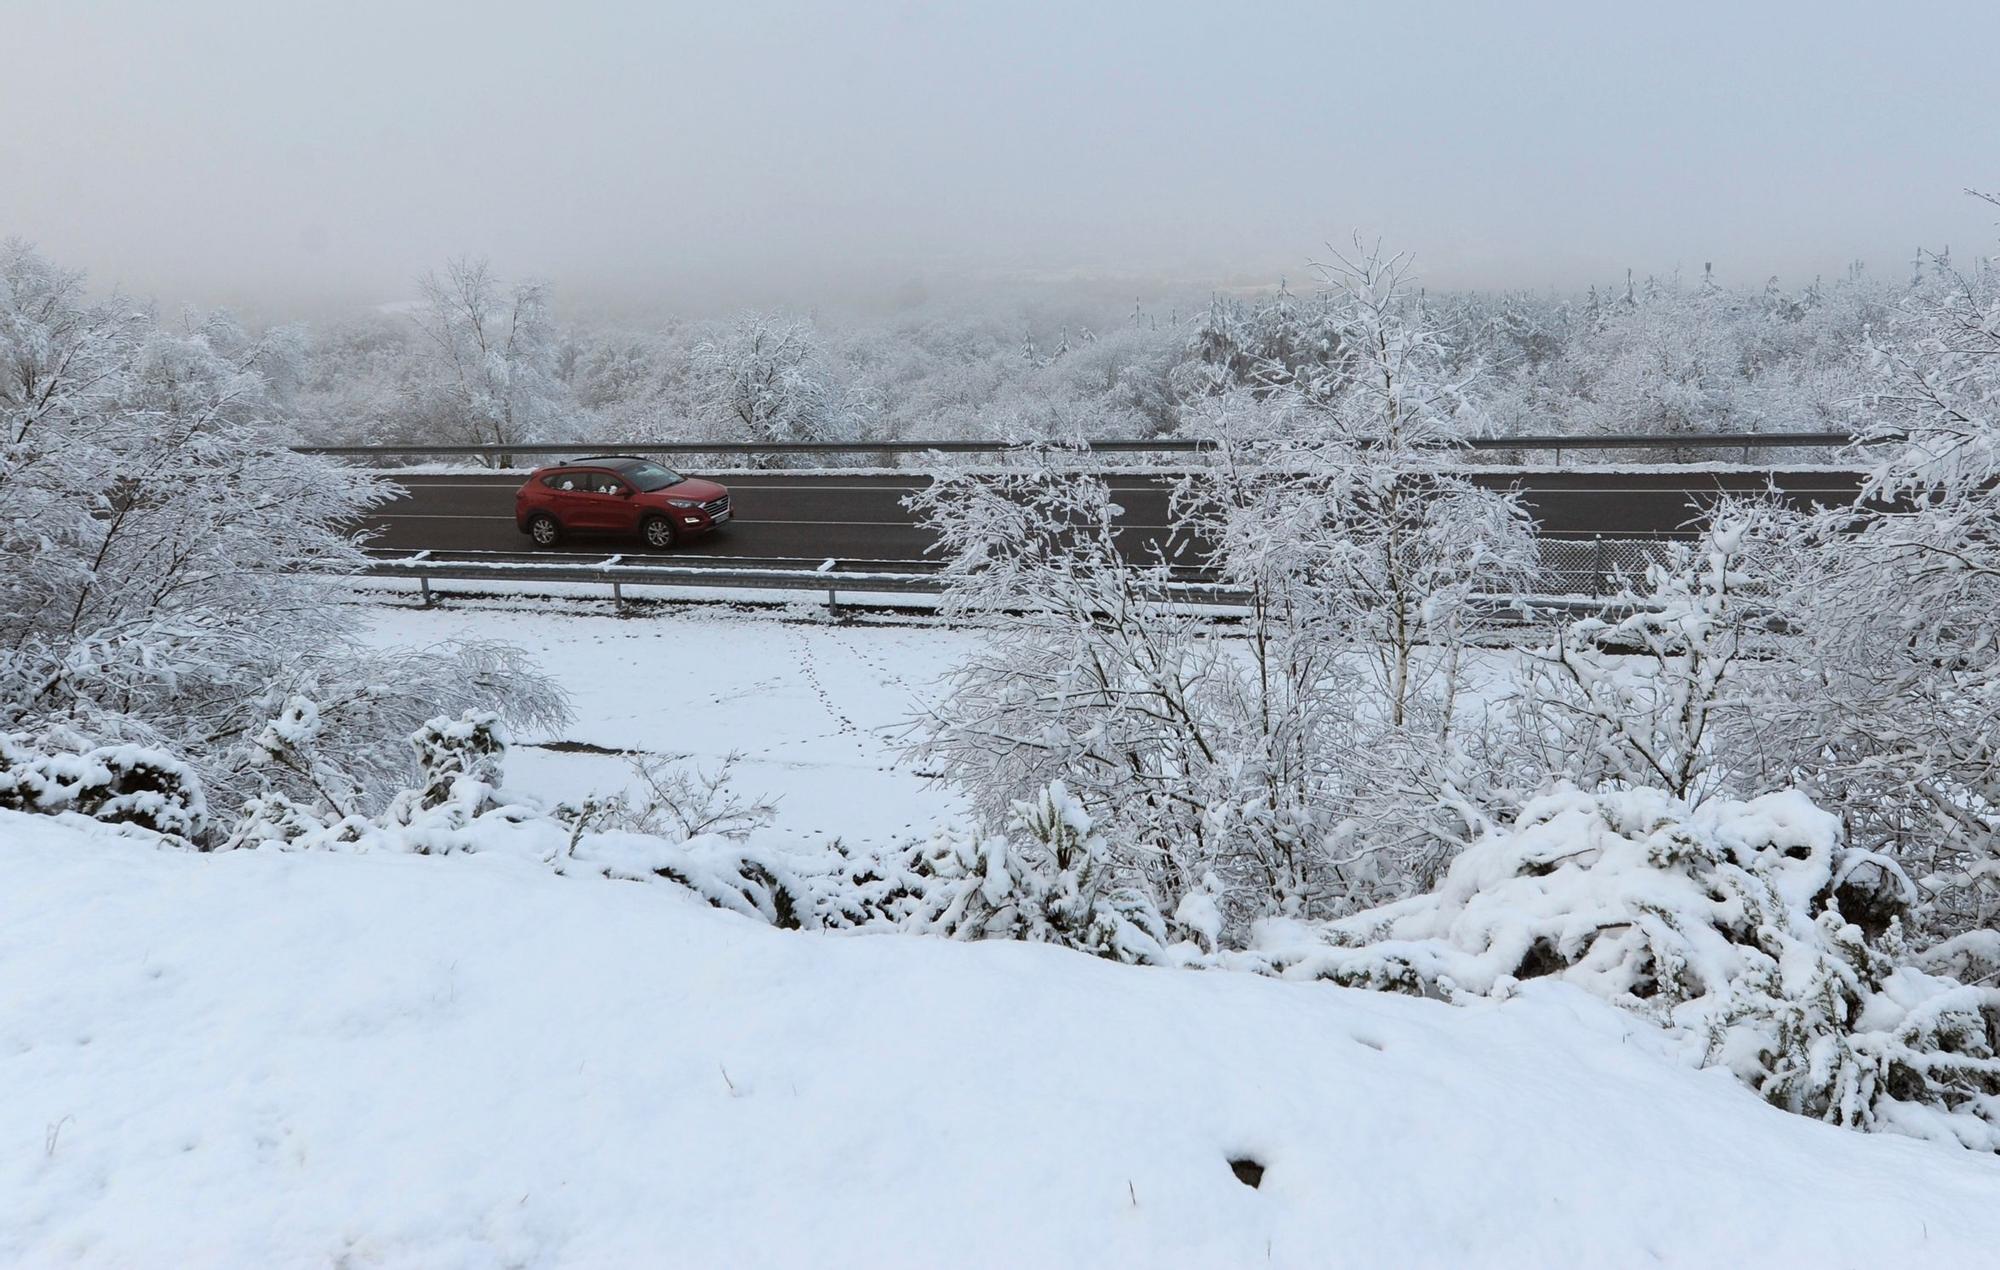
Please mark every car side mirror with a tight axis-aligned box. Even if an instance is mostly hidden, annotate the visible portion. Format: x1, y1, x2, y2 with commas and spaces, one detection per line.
615, 487, 633, 498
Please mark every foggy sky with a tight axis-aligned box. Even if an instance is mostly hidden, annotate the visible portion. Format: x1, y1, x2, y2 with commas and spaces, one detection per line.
6, 0, 1996, 318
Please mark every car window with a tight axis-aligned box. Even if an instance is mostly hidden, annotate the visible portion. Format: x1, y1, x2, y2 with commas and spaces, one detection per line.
616, 461, 684, 492
540, 472, 580, 491
587, 472, 628, 495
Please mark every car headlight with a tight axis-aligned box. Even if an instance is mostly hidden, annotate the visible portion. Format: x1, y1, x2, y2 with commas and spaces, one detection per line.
667, 499, 699, 508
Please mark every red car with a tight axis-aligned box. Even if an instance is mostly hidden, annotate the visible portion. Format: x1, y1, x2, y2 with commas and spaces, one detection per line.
515, 456, 732, 549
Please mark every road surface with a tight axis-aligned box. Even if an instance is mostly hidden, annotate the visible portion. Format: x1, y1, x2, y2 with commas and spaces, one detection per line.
361, 468, 1869, 565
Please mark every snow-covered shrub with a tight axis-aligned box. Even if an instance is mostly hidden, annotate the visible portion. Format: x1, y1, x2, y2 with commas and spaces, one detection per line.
400, 711, 508, 814
219, 712, 838, 930
226, 649, 569, 821
600, 751, 777, 843
218, 791, 366, 852
0, 730, 207, 841
241, 696, 368, 819
900, 783, 1169, 965
223, 710, 534, 855
633, 837, 825, 929
1255, 785, 2000, 1150
1511, 518, 1762, 804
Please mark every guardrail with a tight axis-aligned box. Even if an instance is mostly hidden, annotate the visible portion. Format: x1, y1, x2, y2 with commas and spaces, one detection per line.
360, 550, 951, 612
300, 430, 1873, 464
354, 546, 1651, 615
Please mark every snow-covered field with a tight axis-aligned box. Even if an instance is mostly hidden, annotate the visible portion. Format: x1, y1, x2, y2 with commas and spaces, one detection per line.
7, 600, 2000, 1268
8, 809, 2000, 1269
360, 600, 973, 849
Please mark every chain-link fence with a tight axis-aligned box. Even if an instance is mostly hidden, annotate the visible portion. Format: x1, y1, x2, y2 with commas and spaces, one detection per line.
1536, 537, 1683, 597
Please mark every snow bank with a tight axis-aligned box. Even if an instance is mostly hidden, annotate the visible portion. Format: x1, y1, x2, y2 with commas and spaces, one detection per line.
1252, 785, 2000, 1151
4, 810, 1997, 1268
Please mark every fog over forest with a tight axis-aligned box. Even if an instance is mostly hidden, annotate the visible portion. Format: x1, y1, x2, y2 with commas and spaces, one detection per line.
5, 0, 1997, 321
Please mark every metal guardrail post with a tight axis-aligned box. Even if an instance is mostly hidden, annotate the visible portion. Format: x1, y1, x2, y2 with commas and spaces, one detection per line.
419, 575, 433, 608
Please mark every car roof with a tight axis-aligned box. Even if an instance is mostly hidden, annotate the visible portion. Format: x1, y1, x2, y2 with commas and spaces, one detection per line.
561, 455, 660, 468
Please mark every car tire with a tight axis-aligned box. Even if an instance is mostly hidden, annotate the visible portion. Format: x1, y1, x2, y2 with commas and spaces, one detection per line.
641, 515, 677, 550
527, 513, 562, 546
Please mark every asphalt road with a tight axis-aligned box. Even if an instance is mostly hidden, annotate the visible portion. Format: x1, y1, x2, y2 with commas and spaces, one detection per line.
362, 468, 1870, 565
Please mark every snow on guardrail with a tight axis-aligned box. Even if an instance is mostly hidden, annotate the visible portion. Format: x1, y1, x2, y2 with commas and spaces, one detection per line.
348, 550, 1627, 620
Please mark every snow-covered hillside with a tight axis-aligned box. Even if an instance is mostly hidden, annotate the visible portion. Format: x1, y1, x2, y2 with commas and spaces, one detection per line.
4, 809, 1997, 1268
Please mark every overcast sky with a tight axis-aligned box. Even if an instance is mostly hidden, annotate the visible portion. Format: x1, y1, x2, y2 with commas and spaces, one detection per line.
5, 0, 1995, 317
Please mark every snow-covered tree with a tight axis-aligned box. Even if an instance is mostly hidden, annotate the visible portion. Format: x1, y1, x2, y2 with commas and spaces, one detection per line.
1186, 245, 1538, 884
692, 313, 865, 453
909, 244, 1536, 939
1730, 212, 2000, 936
407, 256, 573, 453
0, 242, 569, 838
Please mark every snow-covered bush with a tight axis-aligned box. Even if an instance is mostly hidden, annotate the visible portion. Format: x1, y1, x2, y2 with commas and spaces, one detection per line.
0, 730, 207, 841
897, 782, 1169, 965
220, 791, 365, 853
223, 710, 532, 854
220, 711, 844, 932
241, 696, 368, 820
399, 711, 508, 815
225, 648, 570, 823
596, 751, 778, 843
1254, 785, 2000, 1150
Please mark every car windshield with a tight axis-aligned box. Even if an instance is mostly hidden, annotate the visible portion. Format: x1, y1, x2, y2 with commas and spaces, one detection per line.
614, 461, 684, 492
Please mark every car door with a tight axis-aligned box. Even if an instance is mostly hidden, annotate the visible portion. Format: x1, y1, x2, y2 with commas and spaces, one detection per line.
537, 469, 593, 529
574, 470, 637, 532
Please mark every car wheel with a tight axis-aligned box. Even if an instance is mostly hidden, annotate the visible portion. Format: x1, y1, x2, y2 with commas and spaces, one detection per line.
641, 516, 677, 550
527, 513, 562, 546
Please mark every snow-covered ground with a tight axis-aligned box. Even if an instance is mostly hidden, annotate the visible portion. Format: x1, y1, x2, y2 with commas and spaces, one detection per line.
360, 601, 973, 850
6, 809, 1999, 1268
9, 602, 1999, 1267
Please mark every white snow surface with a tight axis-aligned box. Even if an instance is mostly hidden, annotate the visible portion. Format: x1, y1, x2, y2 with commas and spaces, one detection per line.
359, 603, 971, 849
5, 810, 1998, 1268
